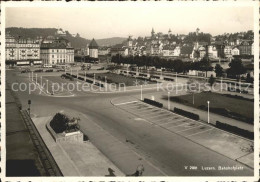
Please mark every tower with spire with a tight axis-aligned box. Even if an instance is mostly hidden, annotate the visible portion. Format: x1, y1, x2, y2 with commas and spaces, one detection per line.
168, 28, 172, 39
127, 35, 133, 47
151, 28, 155, 38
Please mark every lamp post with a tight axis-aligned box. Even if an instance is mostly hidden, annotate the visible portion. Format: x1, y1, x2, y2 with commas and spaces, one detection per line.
46, 79, 49, 94
84, 71, 86, 81
168, 91, 170, 110
35, 74, 38, 85
141, 85, 143, 101
31, 71, 34, 82
220, 77, 223, 92
207, 101, 210, 124
28, 100, 31, 115
94, 73, 96, 84
52, 84, 54, 95
40, 76, 43, 88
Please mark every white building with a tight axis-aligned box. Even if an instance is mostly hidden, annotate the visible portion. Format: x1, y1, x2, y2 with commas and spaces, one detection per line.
40, 37, 74, 65
231, 47, 240, 56
224, 46, 233, 58
5, 33, 41, 66
208, 45, 218, 58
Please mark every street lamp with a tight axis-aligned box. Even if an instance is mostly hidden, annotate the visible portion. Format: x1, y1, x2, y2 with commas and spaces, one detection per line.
141, 85, 143, 101
31, 71, 34, 82
28, 100, 31, 115
40, 76, 43, 88
35, 74, 38, 85
168, 92, 170, 110
207, 101, 210, 124
52, 84, 54, 95
46, 79, 49, 94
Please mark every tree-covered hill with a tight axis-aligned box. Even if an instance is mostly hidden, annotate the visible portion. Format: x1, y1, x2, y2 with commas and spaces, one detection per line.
6, 27, 126, 48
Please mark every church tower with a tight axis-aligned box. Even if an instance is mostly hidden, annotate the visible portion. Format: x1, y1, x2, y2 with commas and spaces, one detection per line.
168, 29, 172, 39
151, 28, 155, 38
127, 35, 133, 47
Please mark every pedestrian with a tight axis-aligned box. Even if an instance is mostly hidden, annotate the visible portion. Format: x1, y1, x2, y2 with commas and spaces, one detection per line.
135, 164, 145, 176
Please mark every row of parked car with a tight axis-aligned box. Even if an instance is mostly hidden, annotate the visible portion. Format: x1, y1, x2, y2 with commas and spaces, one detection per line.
21, 68, 65, 73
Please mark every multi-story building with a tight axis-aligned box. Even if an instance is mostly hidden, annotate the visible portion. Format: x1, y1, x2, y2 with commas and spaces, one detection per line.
5, 33, 41, 66
40, 37, 74, 65
224, 46, 232, 58
207, 45, 218, 59
162, 45, 181, 57
98, 47, 110, 56
238, 40, 253, 55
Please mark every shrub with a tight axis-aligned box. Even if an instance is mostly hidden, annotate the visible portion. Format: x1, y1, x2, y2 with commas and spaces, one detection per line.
173, 107, 199, 120
85, 79, 93, 84
164, 77, 174, 81
143, 98, 163, 108
94, 82, 104, 87
215, 121, 254, 139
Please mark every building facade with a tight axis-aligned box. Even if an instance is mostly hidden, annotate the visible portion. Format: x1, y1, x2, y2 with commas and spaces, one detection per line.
5, 33, 41, 65
40, 37, 74, 65
231, 47, 240, 56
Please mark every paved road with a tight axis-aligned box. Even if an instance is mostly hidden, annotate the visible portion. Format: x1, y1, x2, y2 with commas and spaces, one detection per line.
6, 70, 254, 176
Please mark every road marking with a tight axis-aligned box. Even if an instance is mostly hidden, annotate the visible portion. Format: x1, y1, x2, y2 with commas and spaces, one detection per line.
136, 109, 161, 116
159, 117, 190, 126
146, 113, 173, 120
167, 121, 193, 128
176, 124, 204, 133
120, 104, 148, 110
114, 101, 137, 106
185, 128, 214, 137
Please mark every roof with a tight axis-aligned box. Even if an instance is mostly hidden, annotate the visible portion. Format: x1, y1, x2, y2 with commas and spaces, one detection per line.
181, 46, 193, 54
89, 38, 99, 49
163, 45, 176, 50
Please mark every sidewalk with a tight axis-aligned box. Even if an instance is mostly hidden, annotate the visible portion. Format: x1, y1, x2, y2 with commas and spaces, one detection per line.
32, 116, 124, 176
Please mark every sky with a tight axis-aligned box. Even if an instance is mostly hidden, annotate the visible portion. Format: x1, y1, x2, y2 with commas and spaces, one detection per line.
5, 4, 254, 39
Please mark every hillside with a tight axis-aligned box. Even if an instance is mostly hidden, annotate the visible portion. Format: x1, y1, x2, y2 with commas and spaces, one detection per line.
6, 27, 126, 48
96, 37, 127, 46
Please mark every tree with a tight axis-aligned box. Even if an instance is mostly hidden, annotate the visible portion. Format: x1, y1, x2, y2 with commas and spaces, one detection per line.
208, 74, 215, 88
245, 73, 253, 83
214, 64, 223, 77
227, 59, 246, 78
173, 59, 184, 73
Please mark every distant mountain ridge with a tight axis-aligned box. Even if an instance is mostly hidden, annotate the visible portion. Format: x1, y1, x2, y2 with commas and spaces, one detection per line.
6, 27, 126, 48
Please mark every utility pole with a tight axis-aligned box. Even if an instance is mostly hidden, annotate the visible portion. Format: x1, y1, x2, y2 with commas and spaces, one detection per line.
168, 92, 170, 110
207, 101, 210, 124
141, 85, 143, 101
